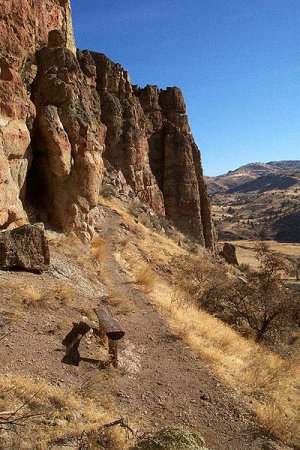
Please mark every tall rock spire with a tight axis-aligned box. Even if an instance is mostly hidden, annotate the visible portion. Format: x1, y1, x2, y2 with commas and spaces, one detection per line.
0, 0, 216, 250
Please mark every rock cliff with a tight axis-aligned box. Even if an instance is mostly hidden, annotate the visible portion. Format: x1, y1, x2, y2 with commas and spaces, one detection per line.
0, 0, 216, 250
0, 0, 75, 229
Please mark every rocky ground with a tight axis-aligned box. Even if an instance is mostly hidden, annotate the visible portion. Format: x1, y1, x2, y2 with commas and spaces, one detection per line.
0, 203, 294, 450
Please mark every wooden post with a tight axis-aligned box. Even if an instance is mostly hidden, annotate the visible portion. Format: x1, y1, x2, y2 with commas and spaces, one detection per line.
108, 339, 118, 368
94, 307, 125, 368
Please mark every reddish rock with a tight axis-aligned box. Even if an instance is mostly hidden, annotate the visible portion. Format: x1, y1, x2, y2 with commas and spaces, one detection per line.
0, 60, 35, 229
0, 223, 50, 272
0, 0, 216, 250
30, 34, 106, 242
0, 0, 75, 230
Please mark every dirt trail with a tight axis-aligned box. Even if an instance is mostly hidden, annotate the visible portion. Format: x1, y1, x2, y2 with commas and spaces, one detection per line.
98, 208, 287, 450
0, 206, 292, 450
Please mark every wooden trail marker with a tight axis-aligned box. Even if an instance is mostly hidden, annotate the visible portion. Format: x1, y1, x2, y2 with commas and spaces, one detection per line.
94, 307, 125, 367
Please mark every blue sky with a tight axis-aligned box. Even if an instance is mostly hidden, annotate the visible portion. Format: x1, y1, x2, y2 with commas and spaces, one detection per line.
71, 0, 300, 176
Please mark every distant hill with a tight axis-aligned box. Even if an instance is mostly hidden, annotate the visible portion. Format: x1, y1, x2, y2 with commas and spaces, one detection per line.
206, 161, 300, 242
206, 161, 300, 194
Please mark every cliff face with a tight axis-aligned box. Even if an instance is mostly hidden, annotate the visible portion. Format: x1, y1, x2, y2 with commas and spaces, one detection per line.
30, 33, 106, 242
0, 0, 75, 229
0, 0, 216, 250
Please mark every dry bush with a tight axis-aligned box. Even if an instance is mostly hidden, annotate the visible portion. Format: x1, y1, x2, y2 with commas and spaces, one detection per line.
239, 262, 251, 273
107, 291, 134, 315
100, 183, 116, 198
171, 243, 299, 344
50, 282, 76, 307
170, 254, 229, 310
288, 256, 300, 280
131, 427, 207, 450
20, 286, 44, 307
147, 279, 300, 447
133, 265, 157, 292
224, 243, 299, 342
127, 200, 144, 218
91, 236, 107, 263
0, 373, 129, 450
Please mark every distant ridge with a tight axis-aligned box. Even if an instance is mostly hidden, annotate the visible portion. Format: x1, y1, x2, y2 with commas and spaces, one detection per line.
206, 160, 300, 243
206, 160, 300, 194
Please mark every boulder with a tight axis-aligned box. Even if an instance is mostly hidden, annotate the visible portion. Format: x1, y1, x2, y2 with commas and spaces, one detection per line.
220, 242, 238, 265
0, 223, 50, 271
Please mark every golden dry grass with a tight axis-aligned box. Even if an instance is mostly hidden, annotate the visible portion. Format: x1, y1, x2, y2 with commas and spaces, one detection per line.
151, 280, 300, 446
0, 373, 130, 450
112, 206, 300, 447
0, 276, 76, 311
107, 291, 135, 315
227, 240, 300, 270
133, 265, 157, 293
91, 236, 107, 263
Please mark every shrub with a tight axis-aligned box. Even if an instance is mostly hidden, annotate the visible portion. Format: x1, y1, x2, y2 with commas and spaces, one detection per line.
170, 255, 228, 310
131, 427, 207, 450
91, 236, 107, 263
127, 200, 144, 218
134, 265, 157, 292
224, 243, 299, 341
239, 263, 251, 273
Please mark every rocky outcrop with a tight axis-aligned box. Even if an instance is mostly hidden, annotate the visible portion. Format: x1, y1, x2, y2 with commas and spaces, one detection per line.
0, 223, 50, 271
0, 59, 35, 229
137, 85, 215, 248
90, 54, 215, 249
0, 0, 75, 230
220, 243, 238, 265
0, 0, 216, 250
90, 52, 165, 216
30, 31, 106, 242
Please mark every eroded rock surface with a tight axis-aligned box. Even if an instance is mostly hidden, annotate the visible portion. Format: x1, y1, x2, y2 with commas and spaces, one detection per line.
90, 52, 165, 216
30, 32, 106, 242
0, 0, 216, 250
90, 54, 215, 249
0, 0, 75, 230
137, 85, 215, 248
0, 223, 50, 271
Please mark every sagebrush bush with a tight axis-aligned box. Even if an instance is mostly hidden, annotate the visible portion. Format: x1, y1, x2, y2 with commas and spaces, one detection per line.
131, 427, 207, 450
134, 265, 157, 292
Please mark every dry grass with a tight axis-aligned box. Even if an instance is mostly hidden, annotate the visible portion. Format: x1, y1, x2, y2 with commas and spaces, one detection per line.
227, 240, 300, 271
91, 236, 107, 264
148, 280, 300, 446
107, 291, 135, 315
114, 217, 300, 447
0, 276, 76, 311
133, 265, 157, 293
0, 373, 130, 450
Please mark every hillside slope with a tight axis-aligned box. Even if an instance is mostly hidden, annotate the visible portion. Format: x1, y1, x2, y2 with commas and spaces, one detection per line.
0, 199, 297, 449
206, 161, 300, 242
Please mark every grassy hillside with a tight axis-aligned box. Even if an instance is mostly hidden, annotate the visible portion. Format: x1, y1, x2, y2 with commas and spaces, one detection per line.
0, 195, 299, 449
206, 160, 300, 242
